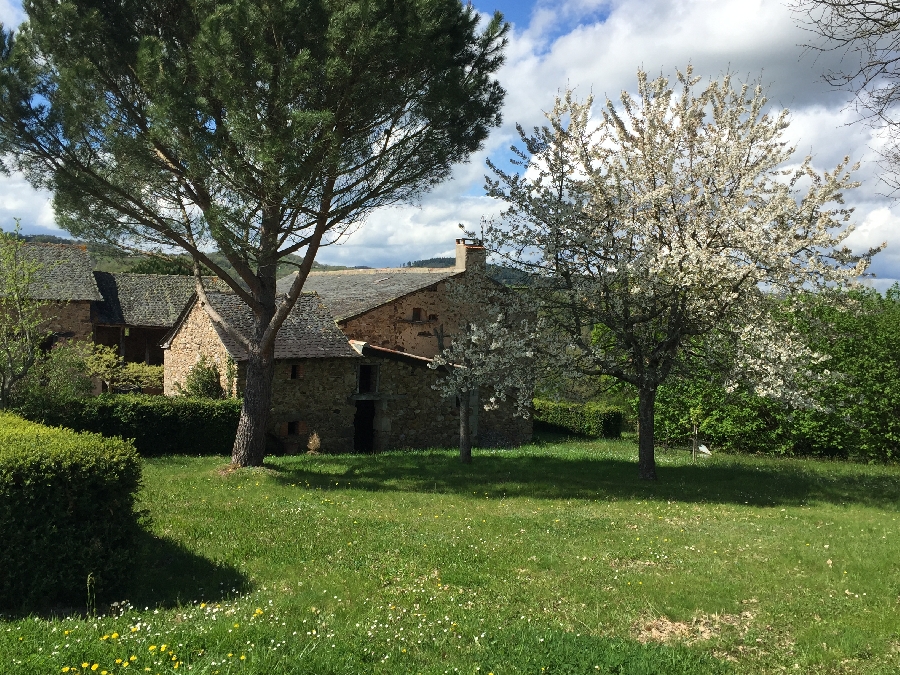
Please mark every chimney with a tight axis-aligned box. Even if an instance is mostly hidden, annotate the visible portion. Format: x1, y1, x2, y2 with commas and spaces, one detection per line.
454, 238, 486, 273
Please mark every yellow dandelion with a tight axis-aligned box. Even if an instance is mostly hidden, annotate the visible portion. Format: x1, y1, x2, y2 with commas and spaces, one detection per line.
130, 656, 137, 662
111, 632, 119, 639
200, 603, 206, 608
233, 623, 239, 628
61, 668, 70, 673
148, 646, 156, 651
115, 659, 122, 665
161, 645, 167, 652
240, 655, 246, 661
82, 664, 89, 669
92, 666, 99, 672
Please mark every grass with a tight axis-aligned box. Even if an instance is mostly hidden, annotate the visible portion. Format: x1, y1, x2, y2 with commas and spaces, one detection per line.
3, 436, 900, 674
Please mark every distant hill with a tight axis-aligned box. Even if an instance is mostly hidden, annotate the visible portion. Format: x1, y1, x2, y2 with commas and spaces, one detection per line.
402, 255, 530, 286
402, 257, 455, 268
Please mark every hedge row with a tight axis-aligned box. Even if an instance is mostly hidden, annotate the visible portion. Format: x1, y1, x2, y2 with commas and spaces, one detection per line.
533, 399, 624, 438
31, 394, 242, 456
0, 413, 141, 610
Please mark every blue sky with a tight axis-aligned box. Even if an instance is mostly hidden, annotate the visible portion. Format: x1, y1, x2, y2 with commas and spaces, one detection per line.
0, 0, 897, 285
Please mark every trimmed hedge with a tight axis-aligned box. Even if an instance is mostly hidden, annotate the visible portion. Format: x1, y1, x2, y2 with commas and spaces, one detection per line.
31, 394, 242, 456
533, 399, 624, 438
0, 413, 141, 610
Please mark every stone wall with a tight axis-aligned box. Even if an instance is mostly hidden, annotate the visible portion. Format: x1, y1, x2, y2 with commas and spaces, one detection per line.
351, 354, 531, 451
42, 301, 93, 342
339, 272, 503, 359
266, 358, 359, 454
163, 303, 233, 395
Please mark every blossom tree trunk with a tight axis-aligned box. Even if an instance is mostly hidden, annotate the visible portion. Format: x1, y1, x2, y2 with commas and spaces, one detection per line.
459, 391, 473, 464
637, 386, 658, 481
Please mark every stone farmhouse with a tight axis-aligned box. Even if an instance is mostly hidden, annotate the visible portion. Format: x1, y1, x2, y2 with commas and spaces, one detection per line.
163, 239, 532, 453
21, 239, 532, 453
277, 239, 493, 358
20, 243, 211, 364
24, 243, 101, 344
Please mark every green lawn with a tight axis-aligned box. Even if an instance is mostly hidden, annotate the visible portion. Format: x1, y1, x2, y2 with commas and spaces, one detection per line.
3, 437, 900, 674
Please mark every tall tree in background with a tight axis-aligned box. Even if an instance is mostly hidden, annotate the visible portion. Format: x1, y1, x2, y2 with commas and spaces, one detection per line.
483, 69, 880, 480
794, 1, 900, 193
0, 0, 507, 466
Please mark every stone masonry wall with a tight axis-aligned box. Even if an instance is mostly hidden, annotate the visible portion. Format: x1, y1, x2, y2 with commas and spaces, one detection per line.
268, 358, 359, 454
339, 273, 503, 359
42, 300, 93, 342
163, 303, 233, 396
359, 356, 531, 451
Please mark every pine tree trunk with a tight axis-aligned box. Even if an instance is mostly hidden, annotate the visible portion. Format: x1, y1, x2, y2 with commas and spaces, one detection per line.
232, 347, 275, 467
637, 385, 657, 480
459, 391, 472, 464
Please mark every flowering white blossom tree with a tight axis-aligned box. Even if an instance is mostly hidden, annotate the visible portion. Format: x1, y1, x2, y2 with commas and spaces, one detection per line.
482, 67, 882, 480
430, 307, 535, 464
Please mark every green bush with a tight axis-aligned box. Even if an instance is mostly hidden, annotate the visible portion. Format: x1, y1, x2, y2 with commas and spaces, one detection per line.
0, 412, 141, 610
533, 399, 624, 438
30, 393, 242, 456
12, 340, 93, 415
652, 286, 900, 462
175, 354, 224, 399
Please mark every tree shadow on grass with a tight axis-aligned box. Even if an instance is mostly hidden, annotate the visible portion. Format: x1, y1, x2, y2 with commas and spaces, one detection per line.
3, 532, 249, 619
123, 529, 250, 611
268, 450, 900, 510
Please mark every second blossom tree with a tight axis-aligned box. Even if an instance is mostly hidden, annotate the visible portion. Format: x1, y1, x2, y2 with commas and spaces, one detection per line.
482, 67, 881, 479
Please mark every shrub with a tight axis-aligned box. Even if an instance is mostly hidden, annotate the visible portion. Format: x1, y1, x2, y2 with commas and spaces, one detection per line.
175, 354, 224, 399
12, 340, 93, 415
0, 412, 141, 610
31, 394, 242, 456
533, 399, 624, 438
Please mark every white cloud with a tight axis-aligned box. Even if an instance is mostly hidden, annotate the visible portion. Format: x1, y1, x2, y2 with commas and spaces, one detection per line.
4, 0, 899, 277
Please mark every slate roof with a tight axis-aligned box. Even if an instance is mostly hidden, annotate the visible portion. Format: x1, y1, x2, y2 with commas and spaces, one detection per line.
93, 273, 226, 328
276, 268, 460, 321
23, 243, 101, 301
167, 291, 358, 361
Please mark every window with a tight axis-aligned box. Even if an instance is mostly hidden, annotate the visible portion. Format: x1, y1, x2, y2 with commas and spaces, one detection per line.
411, 307, 423, 322
290, 364, 304, 380
428, 313, 438, 321
287, 420, 308, 436
358, 364, 378, 393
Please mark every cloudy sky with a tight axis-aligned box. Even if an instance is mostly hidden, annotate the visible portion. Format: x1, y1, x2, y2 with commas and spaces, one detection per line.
0, 0, 897, 285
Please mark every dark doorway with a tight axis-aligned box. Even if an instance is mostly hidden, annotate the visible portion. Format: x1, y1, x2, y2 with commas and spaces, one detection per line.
354, 400, 376, 453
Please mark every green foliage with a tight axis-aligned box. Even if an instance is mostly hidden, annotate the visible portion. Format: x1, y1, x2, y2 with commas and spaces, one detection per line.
533, 398, 624, 438
0, 412, 141, 610
122, 361, 164, 390
31, 394, 242, 456
127, 255, 209, 276
86, 344, 163, 392
0, 220, 51, 408
653, 287, 900, 461
175, 354, 224, 399
11, 340, 93, 414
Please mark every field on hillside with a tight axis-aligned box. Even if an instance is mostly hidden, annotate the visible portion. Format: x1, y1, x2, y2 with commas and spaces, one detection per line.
3, 438, 900, 674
